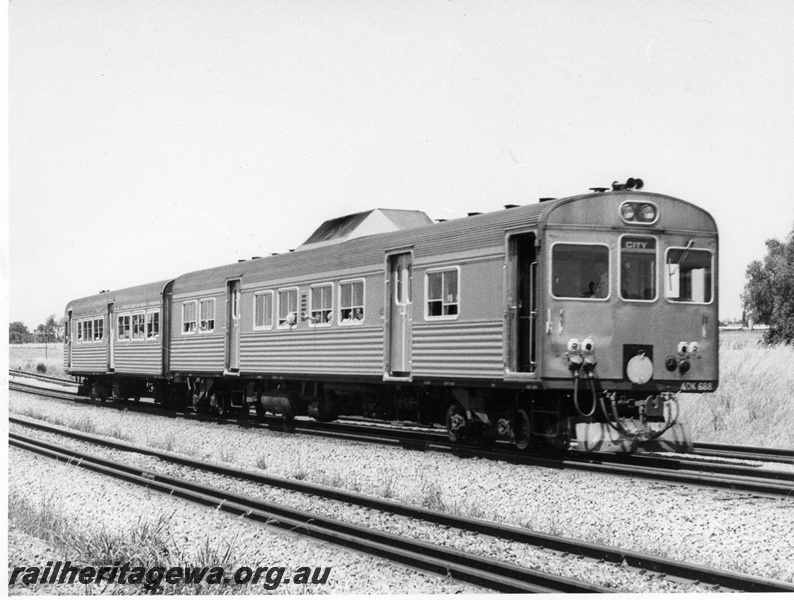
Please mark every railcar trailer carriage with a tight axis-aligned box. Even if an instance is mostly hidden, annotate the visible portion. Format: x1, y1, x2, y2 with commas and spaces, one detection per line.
64, 182, 719, 453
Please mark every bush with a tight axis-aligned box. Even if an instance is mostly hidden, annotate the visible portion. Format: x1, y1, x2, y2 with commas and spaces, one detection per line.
36, 362, 48, 374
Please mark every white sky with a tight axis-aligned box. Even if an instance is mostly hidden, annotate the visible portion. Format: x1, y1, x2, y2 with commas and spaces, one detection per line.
7, 0, 794, 327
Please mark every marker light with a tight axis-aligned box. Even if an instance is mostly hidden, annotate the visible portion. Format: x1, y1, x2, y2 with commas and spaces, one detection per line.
567, 339, 580, 353
689, 342, 700, 355
677, 342, 689, 356
582, 338, 595, 353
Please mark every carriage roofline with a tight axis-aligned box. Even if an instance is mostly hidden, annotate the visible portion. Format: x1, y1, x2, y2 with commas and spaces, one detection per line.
66, 190, 717, 309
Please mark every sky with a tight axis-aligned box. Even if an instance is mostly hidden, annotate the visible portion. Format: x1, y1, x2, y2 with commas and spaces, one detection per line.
7, 0, 794, 328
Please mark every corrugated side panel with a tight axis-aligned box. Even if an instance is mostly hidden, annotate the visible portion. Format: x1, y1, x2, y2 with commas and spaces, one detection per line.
170, 335, 225, 373
70, 344, 108, 372
413, 320, 504, 379
239, 327, 383, 376
114, 342, 163, 376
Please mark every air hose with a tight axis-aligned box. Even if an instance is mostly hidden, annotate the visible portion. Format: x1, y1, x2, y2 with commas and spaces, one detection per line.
572, 372, 597, 418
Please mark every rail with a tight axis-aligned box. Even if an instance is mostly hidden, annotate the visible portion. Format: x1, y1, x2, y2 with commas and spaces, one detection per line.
10, 380, 794, 499
10, 416, 794, 592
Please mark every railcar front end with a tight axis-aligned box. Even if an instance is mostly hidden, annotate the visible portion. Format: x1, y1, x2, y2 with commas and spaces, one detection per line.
534, 186, 718, 451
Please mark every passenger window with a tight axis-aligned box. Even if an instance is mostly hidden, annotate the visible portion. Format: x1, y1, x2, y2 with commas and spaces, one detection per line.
199, 298, 215, 333
551, 244, 610, 299
93, 317, 104, 341
278, 288, 298, 328
182, 301, 197, 334
254, 292, 274, 329
310, 284, 333, 326
620, 236, 657, 301
426, 268, 459, 318
146, 310, 160, 340
77, 321, 84, 343
340, 280, 364, 324
131, 313, 146, 340
84, 319, 93, 342
118, 314, 131, 340
665, 247, 713, 303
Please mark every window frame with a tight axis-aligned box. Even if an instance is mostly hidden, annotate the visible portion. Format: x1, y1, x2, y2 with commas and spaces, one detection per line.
117, 313, 131, 342
145, 309, 160, 340
277, 287, 300, 329
92, 316, 104, 342
618, 234, 659, 304
198, 298, 216, 334
182, 300, 198, 335
77, 320, 84, 344
664, 246, 715, 305
253, 290, 274, 331
339, 279, 365, 326
83, 318, 93, 343
130, 311, 146, 341
549, 242, 612, 302
309, 283, 334, 328
424, 266, 461, 321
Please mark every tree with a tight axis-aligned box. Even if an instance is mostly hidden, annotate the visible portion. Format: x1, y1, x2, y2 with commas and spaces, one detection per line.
35, 314, 60, 343
742, 222, 794, 345
9, 321, 30, 344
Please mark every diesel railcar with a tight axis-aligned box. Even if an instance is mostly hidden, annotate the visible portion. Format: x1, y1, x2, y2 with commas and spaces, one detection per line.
64, 181, 718, 452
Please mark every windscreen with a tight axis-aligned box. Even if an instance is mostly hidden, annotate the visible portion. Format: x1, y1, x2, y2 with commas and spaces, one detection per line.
665, 247, 713, 303
551, 244, 609, 299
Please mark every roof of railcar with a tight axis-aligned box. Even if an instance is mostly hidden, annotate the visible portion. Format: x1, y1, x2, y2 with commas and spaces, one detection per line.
65, 279, 172, 316
168, 190, 716, 295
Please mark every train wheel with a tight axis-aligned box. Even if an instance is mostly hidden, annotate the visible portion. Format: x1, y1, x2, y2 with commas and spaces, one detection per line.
445, 403, 468, 442
215, 391, 229, 418
254, 392, 266, 419
192, 392, 206, 414
514, 409, 532, 450
90, 382, 107, 403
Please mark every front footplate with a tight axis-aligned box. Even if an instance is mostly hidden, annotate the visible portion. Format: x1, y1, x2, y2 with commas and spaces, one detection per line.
574, 422, 693, 454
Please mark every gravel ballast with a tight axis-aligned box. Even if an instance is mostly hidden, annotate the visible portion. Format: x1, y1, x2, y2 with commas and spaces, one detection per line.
12, 422, 701, 593
9, 391, 794, 587
8, 448, 481, 595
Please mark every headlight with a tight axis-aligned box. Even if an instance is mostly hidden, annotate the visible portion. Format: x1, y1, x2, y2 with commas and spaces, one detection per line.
621, 204, 635, 220
581, 338, 594, 353
567, 338, 580, 353
639, 204, 656, 222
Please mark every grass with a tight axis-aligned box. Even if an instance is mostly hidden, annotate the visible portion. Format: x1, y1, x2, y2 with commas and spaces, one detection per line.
9, 489, 246, 594
677, 330, 794, 449
9, 343, 66, 378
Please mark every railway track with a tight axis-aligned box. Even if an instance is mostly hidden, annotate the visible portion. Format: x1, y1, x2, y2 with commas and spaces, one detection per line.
10, 415, 794, 593
9, 423, 602, 593
10, 378, 794, 499
9, 369, 79, 386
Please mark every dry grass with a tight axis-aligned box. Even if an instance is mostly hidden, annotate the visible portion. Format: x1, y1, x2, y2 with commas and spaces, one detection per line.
678, 330, 794, 449
9, 343, 66, 378
9, 490, 245, 594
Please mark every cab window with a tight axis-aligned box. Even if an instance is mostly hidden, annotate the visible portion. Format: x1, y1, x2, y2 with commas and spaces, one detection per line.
620, 236, 657, 301
551, 244, 609, 299
665, 247, 713, 303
